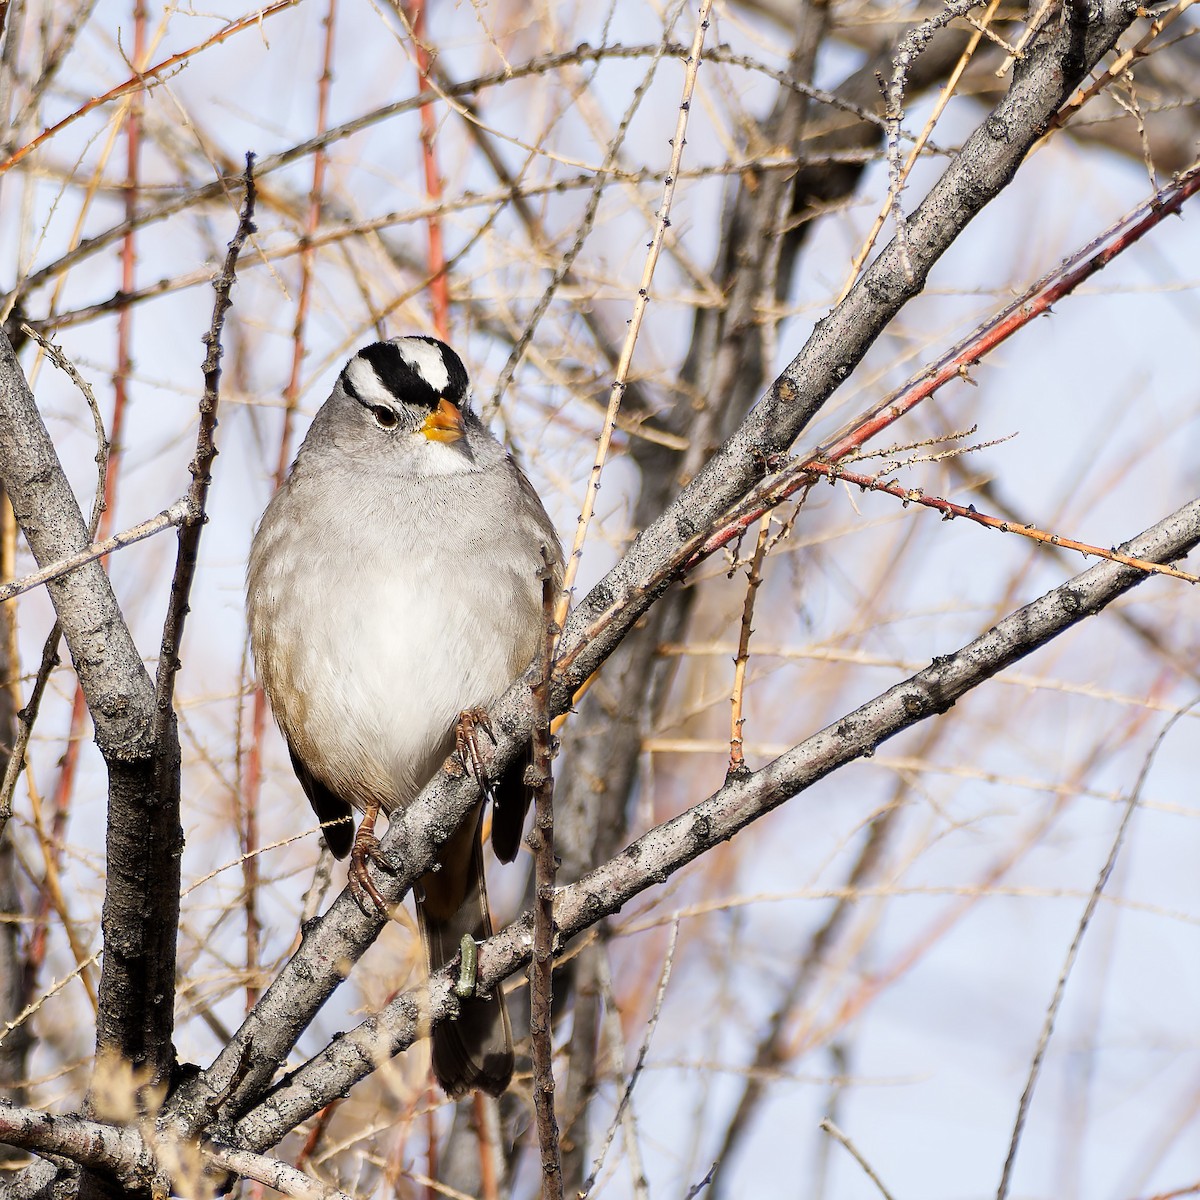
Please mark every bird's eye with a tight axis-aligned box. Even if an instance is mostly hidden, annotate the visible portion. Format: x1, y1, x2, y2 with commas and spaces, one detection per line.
371, 405, 399, 429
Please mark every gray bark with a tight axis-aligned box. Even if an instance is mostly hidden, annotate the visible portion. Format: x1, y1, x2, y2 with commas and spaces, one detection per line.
229, 492, 1200, 1152
0, 334, 183, 1142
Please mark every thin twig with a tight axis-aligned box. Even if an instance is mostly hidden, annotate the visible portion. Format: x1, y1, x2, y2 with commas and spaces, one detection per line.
530, 549, 563, 1200
18, 326, 109, 536
486, 13, 680, 418
8, 0, 100, 138
433, 64, 700, 434
553, 0, 716, 633
1050, 0, 1198, 131
22, 773, 98, 1010
881, 0, 984, 282
593, 949, 649, 1200
152, 155, 256, 745
995, 698, 1200, 1199
995, 0, 1055, 75
818, 1118, 897, 1200
0, 0, 298, 176
839, 0, 1000, 301
401, 0, 451, 337
0, 950, 101, 1048
1128, 1184, 1200, 1200
683, 1162, 719, 1199
810, 462, 1200, 584
0, 501, 186, 607
581, 921, 679, 1198
292, 1101, 339, 1172
0, 629, 58, 836
727, 516, 772, 777
112, 0, 145, 548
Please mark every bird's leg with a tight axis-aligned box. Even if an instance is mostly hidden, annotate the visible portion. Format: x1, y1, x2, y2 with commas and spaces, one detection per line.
454, 707, 496, 800
348, 801, 393, 917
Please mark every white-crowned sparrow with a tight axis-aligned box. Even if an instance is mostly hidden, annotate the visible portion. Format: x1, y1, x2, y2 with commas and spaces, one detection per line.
247, 335, 562, 1097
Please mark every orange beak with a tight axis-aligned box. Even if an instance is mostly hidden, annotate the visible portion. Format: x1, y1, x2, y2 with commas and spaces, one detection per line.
421, 397, 465, 443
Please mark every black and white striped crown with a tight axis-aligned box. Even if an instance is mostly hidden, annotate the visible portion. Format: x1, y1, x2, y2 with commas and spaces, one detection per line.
340, 336, 469, 412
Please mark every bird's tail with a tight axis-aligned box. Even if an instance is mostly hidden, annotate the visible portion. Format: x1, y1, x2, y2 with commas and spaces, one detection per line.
416, 805, 513, 1097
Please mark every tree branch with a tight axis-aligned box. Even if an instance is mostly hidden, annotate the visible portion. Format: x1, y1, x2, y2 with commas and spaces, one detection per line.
231, 493, 1200, 1151
0, 335, 154, 758
0, 1102, 355, 1200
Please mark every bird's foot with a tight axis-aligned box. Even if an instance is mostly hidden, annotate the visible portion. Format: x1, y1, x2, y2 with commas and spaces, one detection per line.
348, 805, 394, 917
454, 707, 496, 797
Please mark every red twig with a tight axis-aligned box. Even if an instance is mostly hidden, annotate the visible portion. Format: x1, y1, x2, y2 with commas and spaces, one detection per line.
820, 161, 1200, 468
0, 0, 298, 176
241, 0, 338, 1014
690, 162, 1200, 567
22, 0, 149, 1013
292, 1099, 340, 1171
555, 167, 1200, 686
405, 0, 450, 338
807, 462, 1199, 583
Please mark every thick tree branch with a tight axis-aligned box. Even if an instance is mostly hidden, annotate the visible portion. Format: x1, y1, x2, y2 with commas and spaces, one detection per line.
0, 335, 155, 758
0, 1102, 354, 1200
0, 329, 182, 1113
231, 494, 1200, 1152
0, 1106, 156, 1192
1, 169, 253, 1169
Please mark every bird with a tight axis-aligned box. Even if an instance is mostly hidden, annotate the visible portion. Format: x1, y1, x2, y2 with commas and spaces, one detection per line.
247, 334, 562, 1097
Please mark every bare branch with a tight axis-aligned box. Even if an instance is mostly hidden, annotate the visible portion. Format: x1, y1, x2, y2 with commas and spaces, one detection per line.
995, 699, 1200, 1199
152, 156, 257, 744
230, 492, 1200, 1150
0, 335, 154, 757
530, 557, 563, 1199
0, 502, 188, 607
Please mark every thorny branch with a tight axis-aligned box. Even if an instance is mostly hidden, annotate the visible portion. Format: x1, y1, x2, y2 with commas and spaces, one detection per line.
686, 160, 1200, 570
805, 461, 1200, 584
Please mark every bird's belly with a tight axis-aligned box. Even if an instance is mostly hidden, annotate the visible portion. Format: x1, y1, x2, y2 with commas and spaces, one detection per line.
260, 541, 541, 814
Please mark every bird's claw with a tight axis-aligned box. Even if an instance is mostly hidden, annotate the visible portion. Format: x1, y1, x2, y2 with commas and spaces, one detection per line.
455, 707, 496, 798
348, 824, 394, 917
